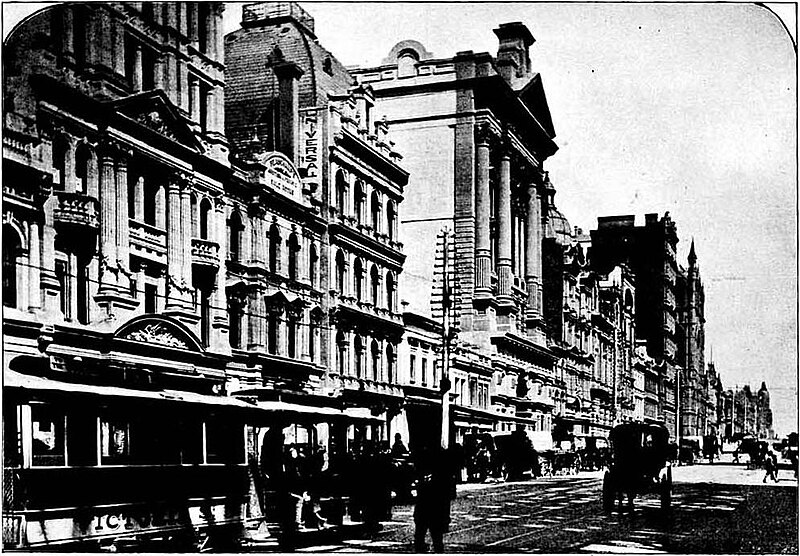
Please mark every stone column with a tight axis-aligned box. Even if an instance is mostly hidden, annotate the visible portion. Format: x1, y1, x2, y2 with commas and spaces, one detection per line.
215, 86, 225, 133
86, 150, 99, 198
154, 53, 165, 90
525, 180, 543, 317
178, 3, 188, 37
63, 135, 77, 192
99, 147, 117, 292
133, 176, 144, 221
474, 126, 492, 297
166, 54, 178, 105
115, 152, 131, 293
190, 77, 201, 124
212, 198, 229, 350
28, 221, 41, 311
131, 44, 143, 92
204, 88, 214, 133
496, 141, 512, 301
61, 7, 75, 62
112, 17, 124, 76
188, 3, 199, 48
214, 5, 225, 62
179, 60, 189, 113
166, 178, 183, 309
180, 181, 193, 290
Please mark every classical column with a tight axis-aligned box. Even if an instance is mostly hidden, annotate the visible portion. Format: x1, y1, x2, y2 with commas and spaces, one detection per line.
133, 176, 144, 221
115, 153, 131, 293
190, 77, 201, 124
179, 60, 189, 113
112, 17, 124, 76
154, 53, 165, 90
166, 54, 178, 105
525, 181, 542, 317
99, 146, 118, 292
131, 44, 143, 92
165, 178, 183, 309
496, 140, 512, 301
474, 126, 492, 297
188, 3, 199, 48
28, 221, 41, 311
86, 150, 99, 198
180, 180, 193, 291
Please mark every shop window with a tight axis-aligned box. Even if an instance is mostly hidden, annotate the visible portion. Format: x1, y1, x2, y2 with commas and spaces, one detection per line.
31, 404, 66, 466
101, 417, 131, 464
206, 420, 244, 464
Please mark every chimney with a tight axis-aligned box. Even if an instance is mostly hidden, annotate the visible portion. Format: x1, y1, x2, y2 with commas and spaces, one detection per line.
274, 61, 304, 161
493, 22, 535, 88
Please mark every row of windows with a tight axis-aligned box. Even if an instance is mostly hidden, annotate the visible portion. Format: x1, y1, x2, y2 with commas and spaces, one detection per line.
335, 331, 397, 384
333, 170, 398, 242
228, 303, 322, 361
333, 250, 398, 312
4, 402, 244, 468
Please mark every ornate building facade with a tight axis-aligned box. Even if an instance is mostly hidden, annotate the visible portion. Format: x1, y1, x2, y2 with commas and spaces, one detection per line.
352, 21, 561, 442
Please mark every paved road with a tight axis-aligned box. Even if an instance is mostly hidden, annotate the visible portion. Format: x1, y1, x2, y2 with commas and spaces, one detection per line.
290, 463, 797, 553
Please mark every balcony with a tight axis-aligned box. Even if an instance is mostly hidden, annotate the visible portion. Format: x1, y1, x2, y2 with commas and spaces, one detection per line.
53, 191, 99, 230
332, 293, 404, 328
341, 375, 404, 397
191, 238, 220, 269
129, 220, 167, 263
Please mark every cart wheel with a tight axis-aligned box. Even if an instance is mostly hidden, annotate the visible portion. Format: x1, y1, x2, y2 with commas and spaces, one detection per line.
602, 471, 615, 513
660, 467, 673, 511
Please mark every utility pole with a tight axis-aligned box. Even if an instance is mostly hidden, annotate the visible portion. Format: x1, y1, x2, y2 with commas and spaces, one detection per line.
439, 228, 453, 450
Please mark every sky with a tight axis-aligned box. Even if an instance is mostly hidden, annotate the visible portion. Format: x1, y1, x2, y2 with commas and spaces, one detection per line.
3, 2, 797, 437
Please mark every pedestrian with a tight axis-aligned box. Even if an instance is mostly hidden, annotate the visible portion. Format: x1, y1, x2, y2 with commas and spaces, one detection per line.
414, 446, 454, 553
762, 449, 778, 483
392, 433, 410, 457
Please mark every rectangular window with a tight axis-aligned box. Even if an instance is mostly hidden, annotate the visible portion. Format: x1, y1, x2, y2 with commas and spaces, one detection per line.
206, 420, 244, 464
144, 283, 157, 313
409, 353, 416, 383
76, 260, 89, 325
101, 417, 130, 465
32, 404, 66, 466
142, 46, 156, 91
199, 81, 211, 133
421, 358, 428, 386
55, 258, 69, 319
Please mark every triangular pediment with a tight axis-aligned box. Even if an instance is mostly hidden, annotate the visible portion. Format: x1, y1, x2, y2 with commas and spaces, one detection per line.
109, 90, 203, 152
518, 73, 556, 138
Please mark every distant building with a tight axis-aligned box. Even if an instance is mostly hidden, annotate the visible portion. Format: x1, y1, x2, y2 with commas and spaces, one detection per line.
729, 382, 775, 439
590, 213, 680, 437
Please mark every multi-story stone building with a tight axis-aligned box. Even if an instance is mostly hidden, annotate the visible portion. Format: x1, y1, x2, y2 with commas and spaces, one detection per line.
2, 3, 269, 549
351, 21, 562, 442
729, 382, 775, 440
224, 2, 409, 451
676, 240, 708, 439
590, 213, 680, 437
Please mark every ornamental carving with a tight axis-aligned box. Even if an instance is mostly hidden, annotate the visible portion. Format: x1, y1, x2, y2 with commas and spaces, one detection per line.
121, 323, 189, 349
137, 110, 179, 142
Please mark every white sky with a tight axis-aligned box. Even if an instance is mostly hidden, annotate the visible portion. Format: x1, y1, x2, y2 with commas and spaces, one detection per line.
3, 2, 797, 437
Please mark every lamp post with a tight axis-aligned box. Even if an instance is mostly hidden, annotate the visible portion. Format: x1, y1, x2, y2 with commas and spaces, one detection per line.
439, 228, 453, 450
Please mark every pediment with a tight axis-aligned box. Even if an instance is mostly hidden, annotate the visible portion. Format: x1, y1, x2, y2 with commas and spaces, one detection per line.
518, 74, 556, 138
114, 315, 204, 352
109, 91, 203, 152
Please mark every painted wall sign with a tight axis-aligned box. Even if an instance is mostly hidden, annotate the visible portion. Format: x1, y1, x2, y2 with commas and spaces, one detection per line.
299, 108, 320, 193
23, 502, 243, 546
257, 152, 303, 202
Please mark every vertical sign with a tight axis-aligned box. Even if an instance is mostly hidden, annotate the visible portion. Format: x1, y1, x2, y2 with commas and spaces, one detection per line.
299, 108, 320, 193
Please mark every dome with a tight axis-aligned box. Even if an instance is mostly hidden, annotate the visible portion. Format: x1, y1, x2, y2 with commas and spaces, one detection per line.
546, 205, 573, 246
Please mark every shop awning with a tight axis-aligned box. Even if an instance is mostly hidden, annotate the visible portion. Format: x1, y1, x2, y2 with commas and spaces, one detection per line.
4, 370, 258, 411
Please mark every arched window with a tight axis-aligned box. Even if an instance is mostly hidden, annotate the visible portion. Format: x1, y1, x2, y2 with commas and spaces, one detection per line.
52, 136, 68, 190
385, 272, 396, 313
200, 198, 212, 240
336, 329, 347, 375
269, 223, 281, 274
309, 308, 322, 362
370, 265, 380, 306
397, 49, 419, 78
190, 193, 198, 237
386, 344, 395, 384
75, 142, 90, 194
309, 244, 318, 288
386, 200, 396, 241
228, 212, 244, 262
335, 170, 347, 216
353, 258, 364, 302
371, 340, 380, 382
355, 180, 366, 224
354, 335, 364, 379
3, 225, 21, 308
335, 250, 346, 293
288, 233, 299, 281
370, 191, 381, 231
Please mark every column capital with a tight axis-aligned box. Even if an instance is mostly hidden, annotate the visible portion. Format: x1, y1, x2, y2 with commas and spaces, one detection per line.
475, 122, 500, 147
